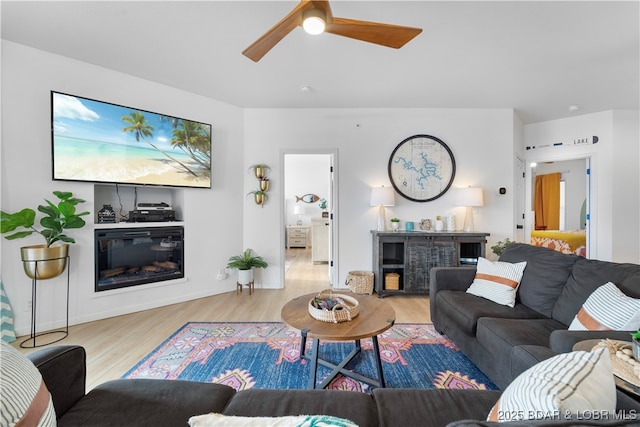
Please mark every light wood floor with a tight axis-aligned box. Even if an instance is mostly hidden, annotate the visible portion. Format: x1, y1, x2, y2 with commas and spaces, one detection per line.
13, 247, 431, 390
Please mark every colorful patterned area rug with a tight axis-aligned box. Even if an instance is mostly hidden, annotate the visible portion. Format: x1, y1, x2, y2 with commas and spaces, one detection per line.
123, 322, 497, 393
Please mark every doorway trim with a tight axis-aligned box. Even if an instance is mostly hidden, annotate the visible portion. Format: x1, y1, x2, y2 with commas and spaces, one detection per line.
280, 149, 338, 286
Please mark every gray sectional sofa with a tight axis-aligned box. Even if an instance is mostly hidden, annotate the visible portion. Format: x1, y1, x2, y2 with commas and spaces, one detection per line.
25, 344, 640, 426
430, 243, 640, 389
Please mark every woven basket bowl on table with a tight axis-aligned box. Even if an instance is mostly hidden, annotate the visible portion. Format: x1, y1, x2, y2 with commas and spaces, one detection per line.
308, 289, 359, 323
345, 271, 374, 295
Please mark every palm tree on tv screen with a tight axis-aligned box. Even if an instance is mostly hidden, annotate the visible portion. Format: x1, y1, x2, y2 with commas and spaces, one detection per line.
170, 120, 211, 176
122, 111, 198, 177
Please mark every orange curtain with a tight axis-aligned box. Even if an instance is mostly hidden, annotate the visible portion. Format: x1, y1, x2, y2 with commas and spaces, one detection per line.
534, 172, 561, 230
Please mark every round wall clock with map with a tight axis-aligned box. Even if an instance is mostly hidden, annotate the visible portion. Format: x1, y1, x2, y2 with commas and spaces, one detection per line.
388, 134, 456, 202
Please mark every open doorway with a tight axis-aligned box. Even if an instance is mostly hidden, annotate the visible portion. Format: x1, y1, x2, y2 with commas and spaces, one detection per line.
525, 157, 591, 258
282, 151, 336, 288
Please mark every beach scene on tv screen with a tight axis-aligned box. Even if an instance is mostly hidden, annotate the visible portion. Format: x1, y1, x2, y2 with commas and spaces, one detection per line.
52, 92, 212, 188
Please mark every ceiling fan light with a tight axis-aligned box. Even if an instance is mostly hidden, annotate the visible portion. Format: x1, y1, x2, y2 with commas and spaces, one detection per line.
302, 9, 326, 35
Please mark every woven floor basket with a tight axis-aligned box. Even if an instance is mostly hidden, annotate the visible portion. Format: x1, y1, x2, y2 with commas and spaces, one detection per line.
308, 289, 359, 323
346, 271, 374, 295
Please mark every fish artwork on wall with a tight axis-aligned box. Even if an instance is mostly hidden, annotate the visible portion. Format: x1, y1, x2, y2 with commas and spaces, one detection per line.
296, 194, 320, 203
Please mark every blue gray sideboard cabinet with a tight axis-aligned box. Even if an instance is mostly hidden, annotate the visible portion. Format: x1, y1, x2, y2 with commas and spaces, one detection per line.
371, 231, 490, 297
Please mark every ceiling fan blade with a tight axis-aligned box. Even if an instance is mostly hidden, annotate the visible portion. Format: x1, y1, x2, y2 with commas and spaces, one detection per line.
242, 2, 312, 62
325, 17, 422, 49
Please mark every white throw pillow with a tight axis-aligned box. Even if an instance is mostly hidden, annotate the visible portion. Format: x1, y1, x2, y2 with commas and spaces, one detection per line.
569, 281, 640, 331
466, 257, 527, 307
487, 348, 615, 423
189, 413, 357, 427
0, 341, 57, 426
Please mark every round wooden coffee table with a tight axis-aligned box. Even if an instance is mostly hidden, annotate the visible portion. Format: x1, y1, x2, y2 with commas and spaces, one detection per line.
281, 292, 396, 389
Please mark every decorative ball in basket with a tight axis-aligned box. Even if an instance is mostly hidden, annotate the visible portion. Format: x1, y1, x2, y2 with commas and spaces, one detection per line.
308, 289, 359, 323
346, 271, 374, 295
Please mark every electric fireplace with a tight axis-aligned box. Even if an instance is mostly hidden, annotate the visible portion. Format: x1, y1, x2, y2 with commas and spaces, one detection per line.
95, 226, 184, 292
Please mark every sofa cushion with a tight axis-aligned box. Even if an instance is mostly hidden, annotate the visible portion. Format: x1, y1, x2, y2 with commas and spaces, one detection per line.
373, 388, 502, 427
487, 348, 615, 422
569, 282, 640, 331
58, 379, 236, 427
499, 244, 578, 317
475, 317, 567, 389
466, 257, 527, 307
552, 258, 640, 326
223, 389, 378, 427
0, 342, 57, 426
436, 290, 545, 336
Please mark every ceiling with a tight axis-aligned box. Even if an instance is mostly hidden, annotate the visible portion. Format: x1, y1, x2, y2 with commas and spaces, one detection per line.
2, 1, 638, 124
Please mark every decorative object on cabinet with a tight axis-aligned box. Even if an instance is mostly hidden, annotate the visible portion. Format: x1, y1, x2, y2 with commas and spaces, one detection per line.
371, 230, 489, 297
419, 219, 432, 231
319, 198, 328, 218
249, 164, 270, 179
286, 225, 309, 249
1, 190, 89, 280
456, 187, 484, 232
434, 216, 444, 231
405, 221, 414, 232
370, 185, 395, 231
227, 248, 268, 295
296, 194, 320, 203
390, 217, 400, 231
311, 218, 329, 263
388, 134, 456, 202
293, 205, 305, 225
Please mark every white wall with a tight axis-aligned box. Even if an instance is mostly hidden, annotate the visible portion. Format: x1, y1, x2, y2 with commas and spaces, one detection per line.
1, 41, 245, 335
523, 110, 640, 262
243, 108, 518, 289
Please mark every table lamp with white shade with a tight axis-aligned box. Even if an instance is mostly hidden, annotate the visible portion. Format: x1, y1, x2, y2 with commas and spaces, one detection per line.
293, 204, 305, 225
457, 187, 484, 232
370, 186, 395, 231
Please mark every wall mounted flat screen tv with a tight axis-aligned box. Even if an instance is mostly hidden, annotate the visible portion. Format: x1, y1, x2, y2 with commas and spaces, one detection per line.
51, 91, 212, 188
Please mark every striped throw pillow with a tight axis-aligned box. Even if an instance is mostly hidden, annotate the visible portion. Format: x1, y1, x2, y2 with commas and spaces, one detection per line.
0, 342, 57, 426
487, 348, 615, 422
569, 281, 640, 331
466, 257, 527, 307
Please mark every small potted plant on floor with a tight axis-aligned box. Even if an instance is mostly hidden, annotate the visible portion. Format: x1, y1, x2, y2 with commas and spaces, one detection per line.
227, 248, 269, 285
390, 217, 400, 231
1, 191, 90, 279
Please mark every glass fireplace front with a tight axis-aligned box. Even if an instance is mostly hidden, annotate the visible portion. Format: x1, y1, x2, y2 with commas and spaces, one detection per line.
95, 226, 184, 292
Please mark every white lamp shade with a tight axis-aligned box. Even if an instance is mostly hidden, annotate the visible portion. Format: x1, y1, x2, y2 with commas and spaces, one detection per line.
293, 205, 305, 215
370, 186, 396, 206
456, 187, 484, 207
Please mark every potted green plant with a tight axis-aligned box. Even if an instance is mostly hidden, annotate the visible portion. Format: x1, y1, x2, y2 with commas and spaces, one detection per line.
249, 164, 270, 179
631, 330, 640, 361
247, 190, 268, 206
260, 177, 270, 191
491, 238, 514, 257
319, 198, 328, 218
227, 248, 269, 285
390, 217, 400, 231
1, 191, 90, 279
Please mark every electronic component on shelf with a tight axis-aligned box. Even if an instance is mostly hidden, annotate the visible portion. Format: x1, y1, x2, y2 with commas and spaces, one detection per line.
128, 209, 176, 222
136, 202, 172, 210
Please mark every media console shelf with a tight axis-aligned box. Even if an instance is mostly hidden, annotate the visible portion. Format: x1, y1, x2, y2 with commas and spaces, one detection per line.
371, 231, 490, 297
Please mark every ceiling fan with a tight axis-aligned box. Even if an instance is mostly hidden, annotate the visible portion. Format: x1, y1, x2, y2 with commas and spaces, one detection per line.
242, 0, 423, 62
